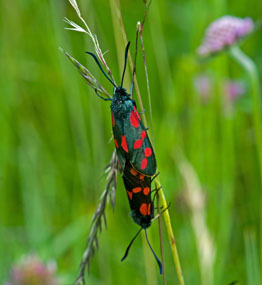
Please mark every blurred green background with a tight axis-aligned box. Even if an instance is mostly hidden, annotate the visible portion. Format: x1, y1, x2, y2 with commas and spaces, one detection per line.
0, 0, 262, 284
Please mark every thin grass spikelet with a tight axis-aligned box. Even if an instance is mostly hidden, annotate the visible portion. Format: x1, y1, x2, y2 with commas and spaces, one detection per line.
64, 18, 87, 34
68, 0, 81, 17
75, 151, 118, 285
65, 0, 115, 82
60, 48, 111, 98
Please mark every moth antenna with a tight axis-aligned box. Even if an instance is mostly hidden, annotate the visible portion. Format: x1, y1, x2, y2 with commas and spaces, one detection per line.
145, 229, 163, 274
120, 41, 130, 88
121, 227, 142, 262
86, 51, 116, 87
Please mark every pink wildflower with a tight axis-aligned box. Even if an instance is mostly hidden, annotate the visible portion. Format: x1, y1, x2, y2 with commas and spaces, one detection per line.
224, 80, 245, 102
198, 16, 254, 56
6, 255, 58, 285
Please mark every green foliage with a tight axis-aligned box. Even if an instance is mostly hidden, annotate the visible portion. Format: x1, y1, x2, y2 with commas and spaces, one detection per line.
0, 0, 261, 284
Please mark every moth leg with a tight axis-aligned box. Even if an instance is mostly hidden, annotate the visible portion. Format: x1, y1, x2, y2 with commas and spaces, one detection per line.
152, 186, 162, 202
151, 203, 171, 223
95, 89, 112, 101
152, 172, 160, 181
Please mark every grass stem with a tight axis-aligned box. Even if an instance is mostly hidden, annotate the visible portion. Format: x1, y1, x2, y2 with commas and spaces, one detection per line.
229, 45, 262, 270
155, 179, 185, 285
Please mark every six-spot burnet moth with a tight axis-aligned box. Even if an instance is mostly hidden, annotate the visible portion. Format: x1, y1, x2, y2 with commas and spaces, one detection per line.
85, 42, 162, 274
121, 160, 162, 273
123, 160, 153, 229
86, 42, 157, 177
65, 41, 162, 274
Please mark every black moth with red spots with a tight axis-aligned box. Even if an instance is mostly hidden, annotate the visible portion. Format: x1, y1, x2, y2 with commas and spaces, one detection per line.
111, 87, 156, 176
85, 42, 156, 176
123, 160, 154, 229
84, 41, 161, 274
109, 43, 156, 177
121, 160, 162, 274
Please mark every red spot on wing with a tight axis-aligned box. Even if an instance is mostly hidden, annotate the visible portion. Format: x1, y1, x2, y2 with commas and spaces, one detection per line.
147, 203, 151, 215
111, 112, 115, 127
141, 130, 146, 140
114, 139, 119, 148
139, 203, 148, 216
134, 107, 141, 121
127, 191, 133, 200
141, 158, 148, 170
134, 139, 143, 149
144, 147, 152, 157
132, 187, 142, 193
121, 135, 128, 152
139, 174, 145, 180
143, 187, 150, 196
130, 111, 139, 128
130, 168, 138, 176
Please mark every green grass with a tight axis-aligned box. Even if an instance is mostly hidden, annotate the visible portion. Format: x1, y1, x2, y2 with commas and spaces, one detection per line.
0, 0, 261, 284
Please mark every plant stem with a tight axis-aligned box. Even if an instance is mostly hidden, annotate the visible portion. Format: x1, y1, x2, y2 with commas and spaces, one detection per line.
113, 0, 148, 128
137, 3, 155, 144
244, 229, 261, 285
112, 1, 184, 282
157, 192, 166, 285
229, 44, 262, 271
229, 45, 262, 178
155, 179, 185, 285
